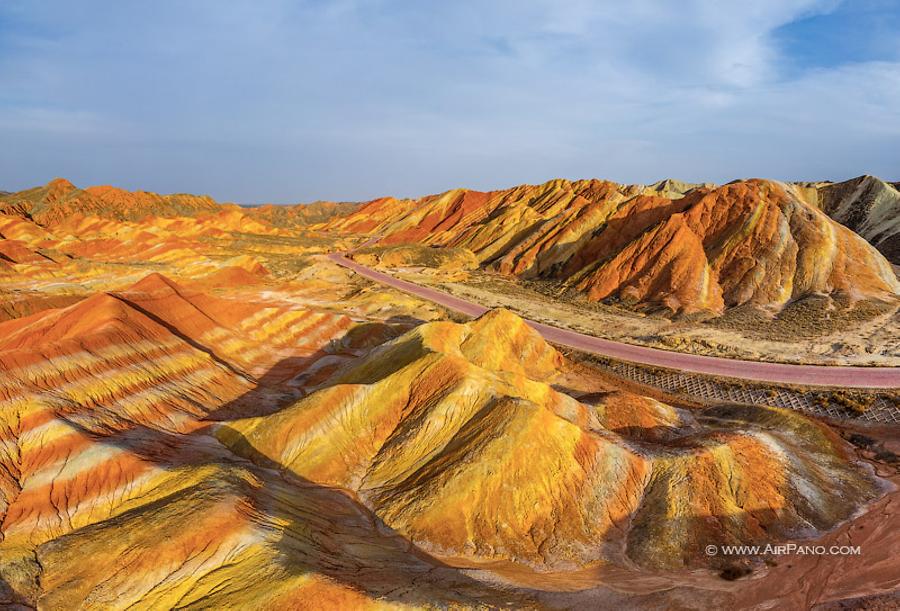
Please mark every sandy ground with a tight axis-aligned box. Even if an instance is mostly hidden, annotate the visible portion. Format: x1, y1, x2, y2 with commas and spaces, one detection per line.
390, 268, 900, 367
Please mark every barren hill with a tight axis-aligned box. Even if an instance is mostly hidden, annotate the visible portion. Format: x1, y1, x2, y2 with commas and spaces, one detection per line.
245, 200, 362, 227
0, 276, 888, 607
0, 178, 222, 224
327, 178, 900, 314
0, 179, 325, 314
225, 308, 881, 570
817, 175, 900, 264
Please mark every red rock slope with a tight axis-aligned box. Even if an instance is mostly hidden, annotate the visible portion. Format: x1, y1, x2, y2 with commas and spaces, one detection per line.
0, 280, 887, 608
326, 178, 900, 314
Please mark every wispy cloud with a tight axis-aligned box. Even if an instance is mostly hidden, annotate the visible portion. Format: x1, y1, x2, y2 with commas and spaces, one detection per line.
0, 0, 897, 201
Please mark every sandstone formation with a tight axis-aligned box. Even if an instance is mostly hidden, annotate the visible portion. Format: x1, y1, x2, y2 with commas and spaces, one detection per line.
325, 178, 900, 314
0, 178, 222, 225
0, 274, 425, 607
351, 244, 478, 273
0, 179, 317, 319
246, 201, 361, 227
817, 175, 900, 264
0, 176, 896, 608
224, 309, 881, 571
0, 280, 885, 607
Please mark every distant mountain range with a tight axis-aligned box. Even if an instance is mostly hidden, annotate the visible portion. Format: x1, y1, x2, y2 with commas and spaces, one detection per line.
244, 200, 361, 227
0, 178, 358, 227
3, 175, 899, 316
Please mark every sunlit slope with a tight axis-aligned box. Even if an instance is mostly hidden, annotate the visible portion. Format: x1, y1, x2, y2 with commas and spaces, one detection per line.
0, 275, 885, 607
0, 274, 356, 546
223, 309, 881, 570
328, 178, 900, 314
3, 275, 505, 608
566, 180, 899, 312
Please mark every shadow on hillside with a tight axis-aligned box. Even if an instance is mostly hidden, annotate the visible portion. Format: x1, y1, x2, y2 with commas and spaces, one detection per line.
52, 392, 535, 607
0, 574, 33, 610
203, 317, 421, 421
34, 314, 540, 604
480, 198, 690, 286
202, 353, 317, 421
217, 423, 535, 607
384, 314, 426, 327
480, 219, 549, 269
29, 340, 876, 606
605, 425, 699, 444
108, 292, 250, 379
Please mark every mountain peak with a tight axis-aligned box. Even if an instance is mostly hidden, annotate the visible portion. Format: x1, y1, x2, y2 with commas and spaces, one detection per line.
47, 177, 76, 191
126, 272, 186, 295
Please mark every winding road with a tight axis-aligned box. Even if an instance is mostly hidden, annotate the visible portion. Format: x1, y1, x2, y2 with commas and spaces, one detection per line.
328, 253, 900, 389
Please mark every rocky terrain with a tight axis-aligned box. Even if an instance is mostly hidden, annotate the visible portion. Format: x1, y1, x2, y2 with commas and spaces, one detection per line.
328, 177, 899, 316
245, 201, 362, 228
0, 275, 893, 609
325, 176, 900, 365
0, 179, 363, 325
351, 244, 479, 280
816, 175, 900, 265
1, 178, 223, 224
0, 177, 897, 608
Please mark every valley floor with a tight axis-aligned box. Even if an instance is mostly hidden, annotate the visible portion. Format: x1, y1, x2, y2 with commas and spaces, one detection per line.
387, 268, 900, 367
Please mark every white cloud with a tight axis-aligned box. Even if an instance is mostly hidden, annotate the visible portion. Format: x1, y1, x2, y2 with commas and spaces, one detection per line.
0, 0, 897, 201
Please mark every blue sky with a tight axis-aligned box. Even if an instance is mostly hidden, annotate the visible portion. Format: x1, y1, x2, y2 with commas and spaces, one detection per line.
1, 0, 898, 203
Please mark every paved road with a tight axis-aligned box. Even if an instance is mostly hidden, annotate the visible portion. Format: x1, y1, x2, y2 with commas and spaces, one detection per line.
328, 253, 900, 389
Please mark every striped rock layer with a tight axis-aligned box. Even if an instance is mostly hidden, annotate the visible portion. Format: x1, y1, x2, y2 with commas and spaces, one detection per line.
816, 175, 900, 264
0, 178, 272, 285
224, 309, 880, 570
0, 179, 304, 321
0, 277, 882, 608
327, 178, 900, 314
0, 274, 473, 608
